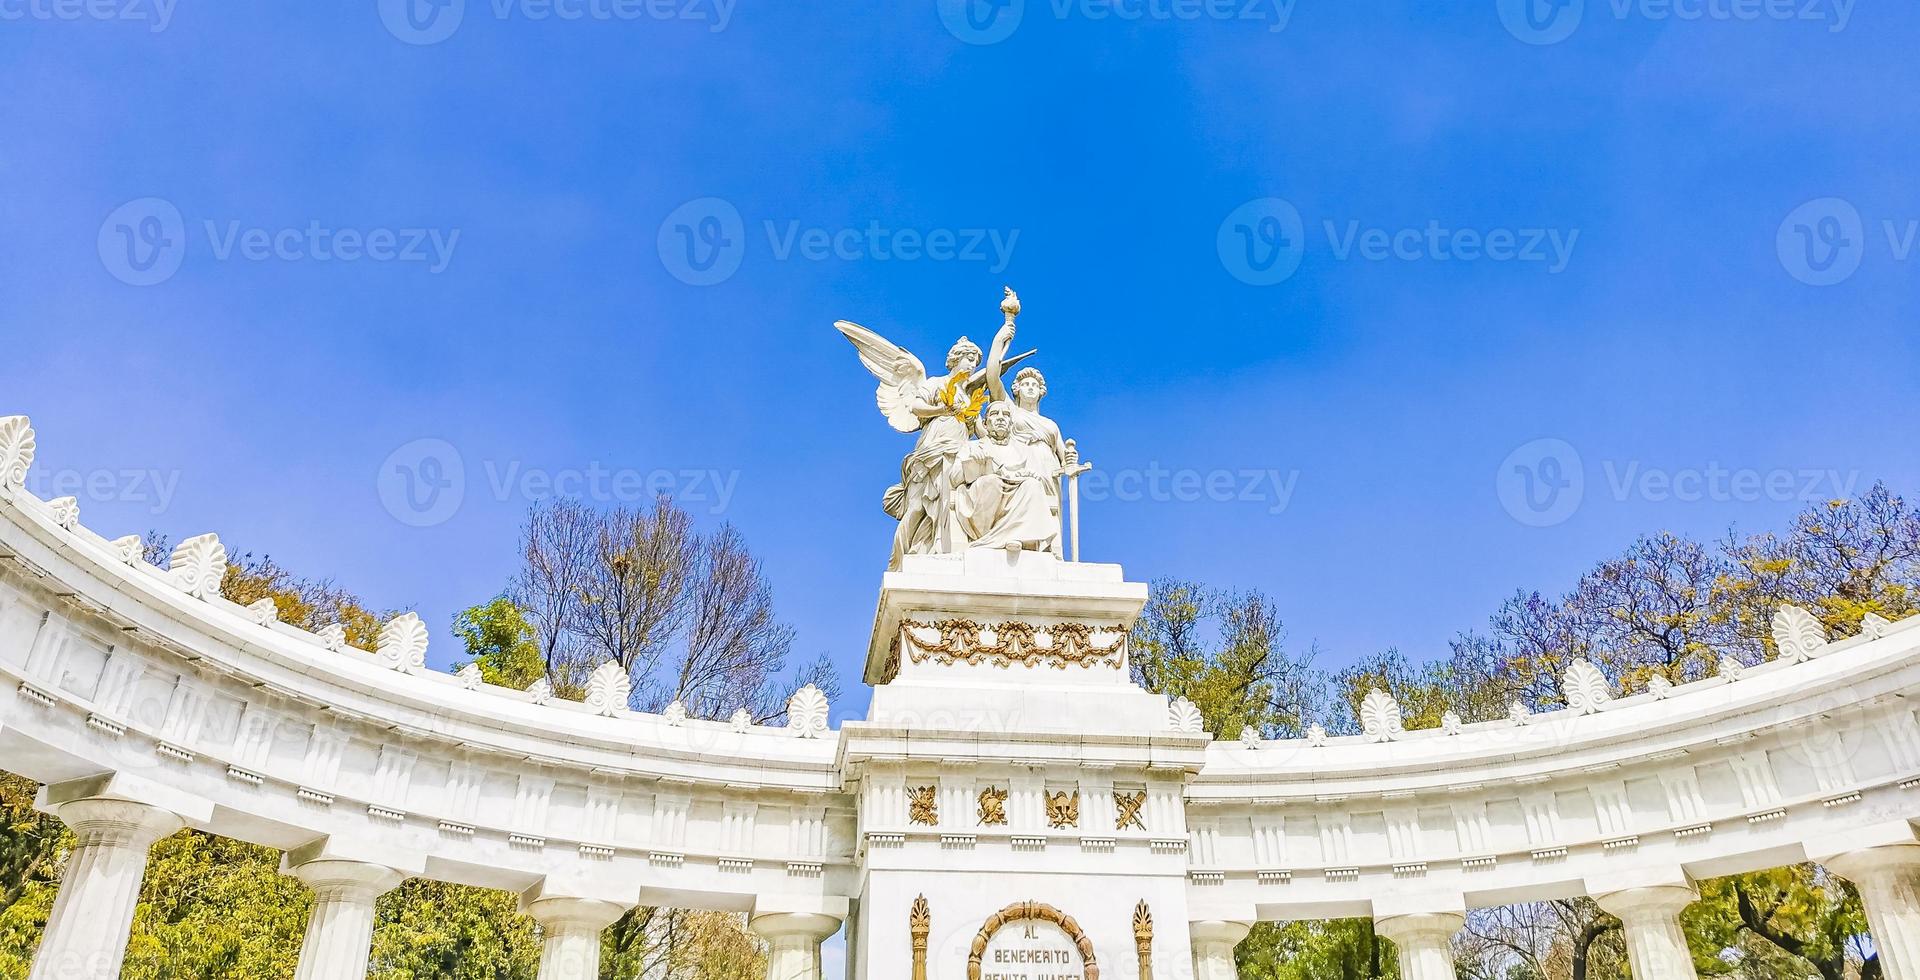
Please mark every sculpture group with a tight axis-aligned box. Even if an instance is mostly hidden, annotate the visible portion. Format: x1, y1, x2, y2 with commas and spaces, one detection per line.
835, 288, 1087, 568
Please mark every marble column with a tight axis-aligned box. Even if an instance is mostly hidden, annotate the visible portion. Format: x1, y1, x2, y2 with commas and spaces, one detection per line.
1190, 920, 1252, 980
1374, 912, 1464, 980
749, 911, 842, 980
290, 860, 405, 980
27, 798, 183, 980
1826, 845, 1920, 980
526, 897, 627, 980
1594, 885, 1700, 980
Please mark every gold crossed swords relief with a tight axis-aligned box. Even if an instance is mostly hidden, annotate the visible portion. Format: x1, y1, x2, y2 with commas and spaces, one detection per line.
905, 787, 1148, 831
912, 897, 1157, 980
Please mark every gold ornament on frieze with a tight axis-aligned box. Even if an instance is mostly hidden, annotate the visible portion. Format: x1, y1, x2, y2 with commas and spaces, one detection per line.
1046, 790, 1079, 829
901, 618, 1127, 670
978, 786, 1008, 826
1114, 790, 1146, 831
908, 785, 938, 826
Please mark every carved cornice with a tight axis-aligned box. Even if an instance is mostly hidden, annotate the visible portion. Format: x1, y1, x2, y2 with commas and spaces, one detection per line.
902, 619, 1125, 670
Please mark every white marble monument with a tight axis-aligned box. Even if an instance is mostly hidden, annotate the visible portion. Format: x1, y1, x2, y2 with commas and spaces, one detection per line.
0, 296, 1918, 980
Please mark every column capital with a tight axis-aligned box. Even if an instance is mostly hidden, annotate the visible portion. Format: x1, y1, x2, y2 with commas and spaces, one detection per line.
1374, 911, 1465, 948
526, 896, 628, 934
290, 859, 405, 904
749, 911, 844, 944
1824, 843, 1920, 883
1189, 920, 1253, 946
49, 797, 183, 850
1593, 883, 1700, 921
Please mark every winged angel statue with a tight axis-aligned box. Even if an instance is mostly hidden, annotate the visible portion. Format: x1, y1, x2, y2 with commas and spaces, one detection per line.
836, 288, 1072, 569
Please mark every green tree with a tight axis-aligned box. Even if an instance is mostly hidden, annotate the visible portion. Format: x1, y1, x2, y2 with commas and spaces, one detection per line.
452, 596, 548, 693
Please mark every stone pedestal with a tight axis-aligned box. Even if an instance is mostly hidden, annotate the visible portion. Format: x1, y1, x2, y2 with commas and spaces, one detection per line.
290, 860, 405, 980
1375, 913, 1464, 980
27, 798, 183, 980
1595, 885, 1700, 980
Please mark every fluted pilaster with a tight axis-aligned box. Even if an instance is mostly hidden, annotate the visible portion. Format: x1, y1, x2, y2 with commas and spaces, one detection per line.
290, 860, 404, 980
1827, 845, 1920, 980
28, 798, 183, 980
1594, 884, 1699, 980
1375, 912, 1464, 980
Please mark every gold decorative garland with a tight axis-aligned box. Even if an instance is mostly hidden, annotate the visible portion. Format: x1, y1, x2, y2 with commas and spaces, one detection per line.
902, 619, 1127, 670
967, 901, 1099, 980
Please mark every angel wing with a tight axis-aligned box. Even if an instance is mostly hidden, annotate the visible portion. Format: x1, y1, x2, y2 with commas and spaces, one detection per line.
834, 320, 930, 433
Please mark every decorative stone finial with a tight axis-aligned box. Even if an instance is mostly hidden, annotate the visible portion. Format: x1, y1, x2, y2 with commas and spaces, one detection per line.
110, 535, 145, 565
1359, 689, 1403, 742
1771, 604, 1828, 663
786, 684, 829, 738
1441, 711, 1463, 736
526, 677, 553, 705
585, 661, 631, 718
661, 700, 688, 726
1169, 697, 1204, 734
47, 496, 79, 530
1861, 612, 1893, 639
0, 416, 35, 492
246, 598, 279, 626
316, 623, 348, 653
1305, 723, 1327, 747
168, 533, 228, 600
456, 663, 483, 691
377, 613, 428, 674
1563, 659, 1611, 715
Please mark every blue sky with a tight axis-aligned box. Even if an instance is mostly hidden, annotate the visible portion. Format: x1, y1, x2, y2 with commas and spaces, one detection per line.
3, 0, 1916, 729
